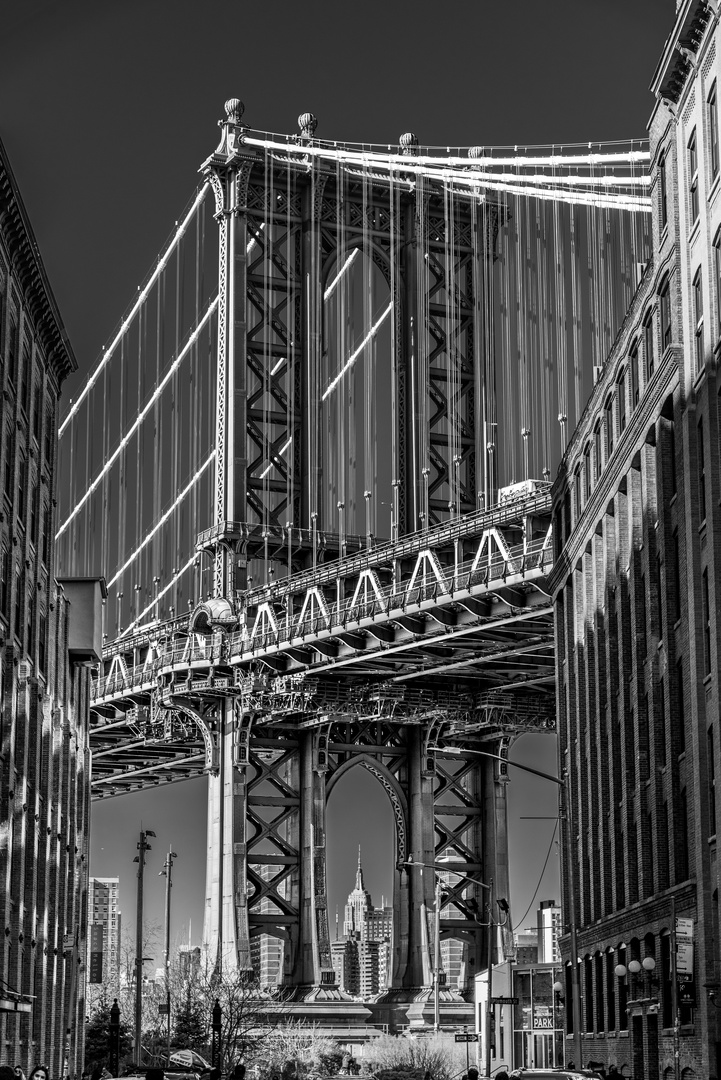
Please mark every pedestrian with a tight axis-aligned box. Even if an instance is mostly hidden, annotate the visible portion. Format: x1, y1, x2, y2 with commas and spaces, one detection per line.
607, 1066, 620, 1079
29, 1066, 50, 1080
0, 1068, 16, 1080
466, 1069, 479, 1080
14, 1067, 26, 1080
496, 1070, 510, 1080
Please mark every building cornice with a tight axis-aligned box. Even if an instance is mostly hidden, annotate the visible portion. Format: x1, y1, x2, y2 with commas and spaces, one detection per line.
651, 0, 716, 110
0, 137, 77, 385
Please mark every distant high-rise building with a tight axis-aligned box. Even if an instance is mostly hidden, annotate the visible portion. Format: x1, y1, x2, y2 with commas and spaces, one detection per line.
513, 929, 539, 965
343, 848, 374, 938
537, 900, 561, 964
333, 849, 393, 997
87, 877, 122, 989
177, 945, 201, 981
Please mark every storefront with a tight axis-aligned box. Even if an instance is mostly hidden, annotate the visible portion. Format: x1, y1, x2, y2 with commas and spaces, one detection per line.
476, 961, 565, 1073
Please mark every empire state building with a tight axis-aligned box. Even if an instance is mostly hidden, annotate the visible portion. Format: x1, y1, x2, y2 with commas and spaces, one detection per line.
331, 848, 392, 998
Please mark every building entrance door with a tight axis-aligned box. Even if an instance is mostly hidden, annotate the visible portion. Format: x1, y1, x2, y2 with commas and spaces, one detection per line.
523, 1032, 553, 1067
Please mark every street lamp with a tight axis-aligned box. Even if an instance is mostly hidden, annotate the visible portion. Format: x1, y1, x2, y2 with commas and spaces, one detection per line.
428, 744, 583, 1071
159, 847, 178, 1063
402, 856, 505, 1077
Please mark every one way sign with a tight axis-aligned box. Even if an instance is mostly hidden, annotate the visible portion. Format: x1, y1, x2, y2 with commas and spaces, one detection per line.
454, 1033, 479, 1043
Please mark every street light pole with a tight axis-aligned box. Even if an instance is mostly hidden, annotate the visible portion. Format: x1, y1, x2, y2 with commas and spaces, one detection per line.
133, 829, 156, 1067
485, 879, 495, 1080
160, 847, 178, 1064
434, 877, 441, 1033
403, 858, 500, 1061
428, 745, 583, 1071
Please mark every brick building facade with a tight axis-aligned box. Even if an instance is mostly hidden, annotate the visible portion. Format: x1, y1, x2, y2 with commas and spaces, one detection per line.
551, 1, 721, 1075
0, 137, 103, 1074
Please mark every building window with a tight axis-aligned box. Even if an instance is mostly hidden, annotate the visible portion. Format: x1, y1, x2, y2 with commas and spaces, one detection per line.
677, 658, 686, 753
0, 546, 9, 616
643, 310, 654, 379
694, 269, 704, 371
7, 318, 17, 387
14, 567, 23, 640
660, 680, 667, 768
659, 151, 668, 231
41, 504, 49, 565
702, 568, 712, 675
617, 370, 626, 431
605, 396, 614, 457
38, 610, 46, 676
715, 230, 721, 337
660, 278, 672, 354
617, 945, 628, 1030
709, 82, 720, 182
574, 466, 582, 520
3, 429, 12, 499
689, 127, 700, 223
584, 444, 591, 500
629, 339, 639, 407
593, 424, 601, 480
44, 408, 53, 465
709, 726, 716, 833
605, 950, 616, 1031
699, 417, 707, 521
29, 483, 38, 545
661, 932, 673, 1027
32, 384, 41, 440
16, 455, 25, 527
678, 789, 690, 881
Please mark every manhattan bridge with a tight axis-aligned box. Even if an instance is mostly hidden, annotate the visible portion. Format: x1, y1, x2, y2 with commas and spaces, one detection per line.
56, 102, 651, 1027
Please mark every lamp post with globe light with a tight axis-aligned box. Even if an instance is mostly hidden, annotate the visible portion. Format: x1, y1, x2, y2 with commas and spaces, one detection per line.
428, 743, 582, 1070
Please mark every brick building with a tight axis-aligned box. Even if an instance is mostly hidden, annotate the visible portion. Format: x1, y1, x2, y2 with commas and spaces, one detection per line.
87, 878, 121, 992
551, 0, 721, 1075
0, 136, 103, 1073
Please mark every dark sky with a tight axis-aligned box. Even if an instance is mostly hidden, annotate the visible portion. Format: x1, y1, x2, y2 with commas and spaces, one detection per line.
1, 2, 672, 963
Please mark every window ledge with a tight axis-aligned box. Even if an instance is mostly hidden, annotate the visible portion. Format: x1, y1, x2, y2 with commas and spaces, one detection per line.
689, 218, 701, 246
710, 173, 721, 205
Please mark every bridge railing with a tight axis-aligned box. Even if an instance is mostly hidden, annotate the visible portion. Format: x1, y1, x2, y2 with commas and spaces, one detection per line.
229, 537, 552, 657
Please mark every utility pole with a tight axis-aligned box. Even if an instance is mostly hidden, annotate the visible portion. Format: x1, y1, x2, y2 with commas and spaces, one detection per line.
160, 847, 178, 1064
133, 829, 155, 1067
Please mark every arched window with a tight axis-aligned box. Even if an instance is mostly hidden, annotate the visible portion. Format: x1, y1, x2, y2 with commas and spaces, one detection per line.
660, 277, 672, 354
605, 396, 615, 457
629, 338, 639, 407
659, 150, 668, 231
644, 309, 655, 380
617, 368, 627, 432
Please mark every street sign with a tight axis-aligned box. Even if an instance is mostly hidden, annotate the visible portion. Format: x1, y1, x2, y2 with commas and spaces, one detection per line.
158, 1003, 170, 1015
454, 1034, 479, 1043
491, 996, 519, 1005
